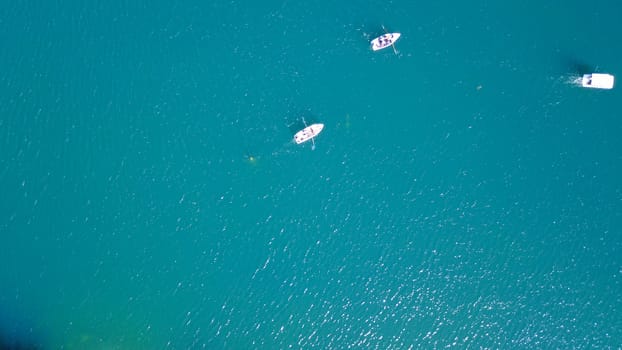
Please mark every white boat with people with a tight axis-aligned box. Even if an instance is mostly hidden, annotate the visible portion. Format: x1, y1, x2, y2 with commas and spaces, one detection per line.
371, 26, 401, 54
371, 32, 401, 52
294, 119, 324, 150
581, 73, 615, 89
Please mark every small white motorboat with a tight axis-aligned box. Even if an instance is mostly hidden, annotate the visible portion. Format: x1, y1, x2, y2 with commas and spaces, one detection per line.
582, 73, 615, 89
371, 33, 401, 52
294, 123, 324, 145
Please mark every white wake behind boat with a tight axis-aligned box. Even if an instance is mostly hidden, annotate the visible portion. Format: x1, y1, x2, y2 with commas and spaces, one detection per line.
581, 73, 615, 89
294, 123, 324, 145
371, 33, 401, 51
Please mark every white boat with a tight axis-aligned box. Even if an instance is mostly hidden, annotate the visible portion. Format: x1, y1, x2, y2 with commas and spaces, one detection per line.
371, 33, 401, 51
582, 73, 615, 89
294, 123, 324, 145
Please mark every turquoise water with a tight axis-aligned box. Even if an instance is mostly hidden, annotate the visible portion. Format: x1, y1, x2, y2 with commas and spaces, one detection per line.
1, 0, 622, 348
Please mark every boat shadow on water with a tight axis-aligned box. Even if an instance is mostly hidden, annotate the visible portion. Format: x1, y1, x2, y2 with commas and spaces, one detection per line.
559, 54, 596, 75
286, 114, 321, 137
358, 22, 390, 40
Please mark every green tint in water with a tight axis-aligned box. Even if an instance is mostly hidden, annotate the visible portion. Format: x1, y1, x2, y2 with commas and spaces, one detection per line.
1, 0, 621, 348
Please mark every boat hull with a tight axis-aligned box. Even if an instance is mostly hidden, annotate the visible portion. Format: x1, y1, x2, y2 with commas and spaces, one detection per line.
582, 73, 615, 89
294, 123, 324, 144
371, 33, 401, 51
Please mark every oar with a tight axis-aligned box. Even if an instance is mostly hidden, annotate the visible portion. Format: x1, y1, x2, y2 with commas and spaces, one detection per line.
382, 25, 398, 55
390, 40, 398, 55
302, 117, 316, 150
